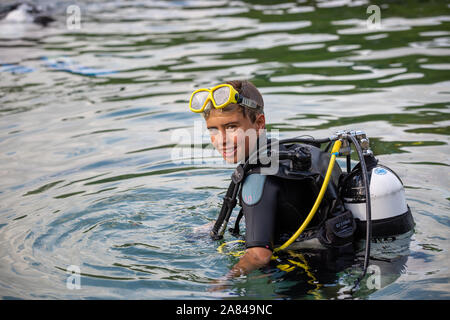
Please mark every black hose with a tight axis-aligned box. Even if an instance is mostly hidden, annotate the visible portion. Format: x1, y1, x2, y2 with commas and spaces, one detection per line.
217, 184, 240, 237
346, 154, 352, 173
280, 137, 331, 145
348, 134, 372, 289
324, 141, 333, 153
210, 182, 237, 240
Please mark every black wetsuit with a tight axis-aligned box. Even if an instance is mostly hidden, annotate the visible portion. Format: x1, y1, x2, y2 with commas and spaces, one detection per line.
239, 142, 343, 251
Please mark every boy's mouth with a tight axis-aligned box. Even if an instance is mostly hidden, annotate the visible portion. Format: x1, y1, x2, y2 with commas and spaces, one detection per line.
220, 146, 237, 159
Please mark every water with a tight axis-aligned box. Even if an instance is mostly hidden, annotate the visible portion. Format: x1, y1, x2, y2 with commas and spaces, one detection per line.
0, 0, 449, 300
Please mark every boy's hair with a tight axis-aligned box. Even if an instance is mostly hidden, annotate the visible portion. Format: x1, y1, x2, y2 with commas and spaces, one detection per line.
202, 80, 264, 123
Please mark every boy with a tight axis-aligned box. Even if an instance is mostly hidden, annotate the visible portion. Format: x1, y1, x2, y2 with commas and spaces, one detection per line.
189, 80, 277, 278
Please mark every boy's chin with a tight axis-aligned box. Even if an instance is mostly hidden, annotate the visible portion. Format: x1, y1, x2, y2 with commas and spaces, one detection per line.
223, 156, 238, 164
223, 153, 246, 164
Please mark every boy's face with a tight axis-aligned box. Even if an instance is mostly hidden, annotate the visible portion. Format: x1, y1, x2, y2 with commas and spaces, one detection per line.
205, 106, 265, 163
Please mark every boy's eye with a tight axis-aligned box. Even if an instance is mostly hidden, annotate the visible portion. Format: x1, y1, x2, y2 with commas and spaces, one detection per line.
225, 125, 237, 131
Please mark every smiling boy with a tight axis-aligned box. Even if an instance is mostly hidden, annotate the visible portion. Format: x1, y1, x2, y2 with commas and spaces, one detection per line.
189, 80, 274, 278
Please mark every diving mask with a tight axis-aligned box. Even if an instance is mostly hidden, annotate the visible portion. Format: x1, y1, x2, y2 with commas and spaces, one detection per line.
189, 84, 260, 113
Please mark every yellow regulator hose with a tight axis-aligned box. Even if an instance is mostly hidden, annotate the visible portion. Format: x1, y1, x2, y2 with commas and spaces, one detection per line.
274, 139, 342, 252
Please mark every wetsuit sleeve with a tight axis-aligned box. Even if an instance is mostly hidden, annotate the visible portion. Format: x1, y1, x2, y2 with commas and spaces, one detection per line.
241, 174, 279, 251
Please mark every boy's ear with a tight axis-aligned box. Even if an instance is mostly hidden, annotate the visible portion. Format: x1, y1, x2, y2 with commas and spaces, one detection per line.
255, 113, 265, 130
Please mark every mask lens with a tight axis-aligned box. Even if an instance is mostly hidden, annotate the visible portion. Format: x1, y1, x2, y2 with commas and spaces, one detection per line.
212, 86, 231, 107
191, 91, 210, 111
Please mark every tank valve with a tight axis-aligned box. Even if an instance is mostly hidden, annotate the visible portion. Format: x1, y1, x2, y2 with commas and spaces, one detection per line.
334, 130, 373, 156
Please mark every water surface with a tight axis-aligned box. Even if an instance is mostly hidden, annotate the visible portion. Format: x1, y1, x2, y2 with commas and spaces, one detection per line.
0, 0, 449, 299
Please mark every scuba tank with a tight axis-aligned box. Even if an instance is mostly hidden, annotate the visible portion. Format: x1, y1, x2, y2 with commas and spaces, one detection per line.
337, 130, 415, 238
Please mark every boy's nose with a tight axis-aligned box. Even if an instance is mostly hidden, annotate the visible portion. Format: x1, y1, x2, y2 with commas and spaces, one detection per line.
223, 132, 236, 148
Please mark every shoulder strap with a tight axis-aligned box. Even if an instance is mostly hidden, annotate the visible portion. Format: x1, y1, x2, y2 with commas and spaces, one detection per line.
210, 164, 245, 240
228, 208, 244, 237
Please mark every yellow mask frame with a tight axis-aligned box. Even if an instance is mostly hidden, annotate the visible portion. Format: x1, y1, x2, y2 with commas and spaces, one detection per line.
189, 84, 259, 113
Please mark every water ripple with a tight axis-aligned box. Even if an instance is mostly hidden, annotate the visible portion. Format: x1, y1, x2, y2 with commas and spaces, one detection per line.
0, 0, 448, 300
